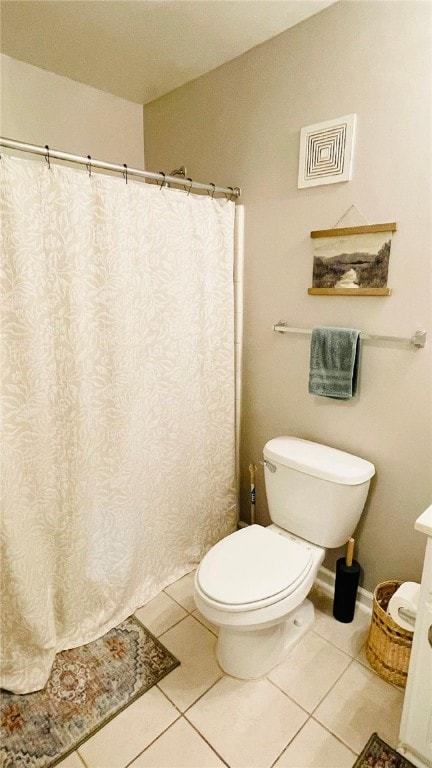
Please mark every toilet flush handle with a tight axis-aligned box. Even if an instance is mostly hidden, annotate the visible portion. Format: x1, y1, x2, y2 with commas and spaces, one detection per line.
260, 459, 277, 473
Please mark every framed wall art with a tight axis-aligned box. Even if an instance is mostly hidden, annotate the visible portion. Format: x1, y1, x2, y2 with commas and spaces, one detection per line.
308, 222, 397, 296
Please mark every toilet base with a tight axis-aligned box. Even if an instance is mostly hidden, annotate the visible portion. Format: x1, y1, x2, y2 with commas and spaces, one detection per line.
216, 599, 315, 679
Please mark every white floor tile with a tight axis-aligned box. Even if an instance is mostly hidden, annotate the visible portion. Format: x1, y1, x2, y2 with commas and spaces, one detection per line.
54, 577, 404, 768
135, 592, 187, 637
57, 753, 86, 768
164, 571, 196, 612
157, 616, 222, 711
78, 687, 179, 768
191, 608, 218, 635
186, 675, 308, 768
129, 717, 226, 767
309, 586, 371, 657
273, 718, 356, 768
355, 642, 372, 668
314, 660, 404, 753
268, 630, 352, 712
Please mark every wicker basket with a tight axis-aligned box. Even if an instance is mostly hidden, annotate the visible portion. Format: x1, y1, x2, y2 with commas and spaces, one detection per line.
366, 580, 413, 687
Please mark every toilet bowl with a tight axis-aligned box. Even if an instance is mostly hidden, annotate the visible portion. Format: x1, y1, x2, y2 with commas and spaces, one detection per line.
194, 524, 325, 679
194, 436, 375, 679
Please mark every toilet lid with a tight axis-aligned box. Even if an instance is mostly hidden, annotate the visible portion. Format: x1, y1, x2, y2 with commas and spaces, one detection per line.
197, 525, 312, 608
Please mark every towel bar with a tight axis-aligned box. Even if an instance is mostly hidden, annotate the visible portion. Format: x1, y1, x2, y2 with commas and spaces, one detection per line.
273, 322, 426, 349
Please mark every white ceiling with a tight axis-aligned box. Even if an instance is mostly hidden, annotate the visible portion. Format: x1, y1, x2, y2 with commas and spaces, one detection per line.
0, 1, 336, 104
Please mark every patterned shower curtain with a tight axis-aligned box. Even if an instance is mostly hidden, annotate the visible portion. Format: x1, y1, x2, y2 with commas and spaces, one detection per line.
0, 155, 237, 694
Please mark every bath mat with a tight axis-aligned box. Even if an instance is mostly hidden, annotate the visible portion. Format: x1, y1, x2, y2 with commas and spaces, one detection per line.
353, 733, 415, 768
0, 616, 180, 768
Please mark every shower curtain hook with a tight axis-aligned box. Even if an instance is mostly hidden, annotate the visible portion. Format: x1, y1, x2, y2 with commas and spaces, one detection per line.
207, 183, 216, 200
221, 186, 234, 206
185, 178, 193, 196
158, 171, 168, 190
44, 145, 51, 171
123, 163, 128, 185
86, 155, 92, 178
170, 166, 186, 178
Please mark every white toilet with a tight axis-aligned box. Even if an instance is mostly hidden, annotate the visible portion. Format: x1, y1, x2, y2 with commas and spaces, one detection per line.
194, 436, 375, 679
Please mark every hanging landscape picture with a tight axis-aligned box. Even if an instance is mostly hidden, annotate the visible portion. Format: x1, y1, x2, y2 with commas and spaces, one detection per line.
308, 223, 396, 296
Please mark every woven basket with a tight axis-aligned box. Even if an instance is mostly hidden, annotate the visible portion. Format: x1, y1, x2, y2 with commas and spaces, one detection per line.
366, 580, 413, 687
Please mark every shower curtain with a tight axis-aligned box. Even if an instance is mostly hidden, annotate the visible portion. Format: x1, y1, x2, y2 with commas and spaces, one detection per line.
0, 154, 237, 694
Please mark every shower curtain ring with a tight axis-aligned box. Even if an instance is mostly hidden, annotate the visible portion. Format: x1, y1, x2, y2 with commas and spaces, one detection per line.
44, 145, 51, 171
185, 178, 193, 196
208, 183, 216, 200
158, 172, 168, 189
86, 155, 92, 178
220, 186, 234, 206
170, 166, 186, 178
123, 164, 128, 185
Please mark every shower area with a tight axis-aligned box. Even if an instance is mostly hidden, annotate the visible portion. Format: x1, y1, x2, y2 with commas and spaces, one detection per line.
0, 141, 244, 695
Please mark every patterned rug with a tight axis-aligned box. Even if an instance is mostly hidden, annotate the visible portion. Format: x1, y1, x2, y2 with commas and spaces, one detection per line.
0, 616, 180, 768
353, 733, 416, 768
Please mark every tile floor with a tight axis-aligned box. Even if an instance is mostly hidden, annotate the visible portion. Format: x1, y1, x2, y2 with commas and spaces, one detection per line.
60, 572, 404, 768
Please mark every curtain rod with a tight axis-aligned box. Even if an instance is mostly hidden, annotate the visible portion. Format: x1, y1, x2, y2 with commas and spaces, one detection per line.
0, 137, 241, 199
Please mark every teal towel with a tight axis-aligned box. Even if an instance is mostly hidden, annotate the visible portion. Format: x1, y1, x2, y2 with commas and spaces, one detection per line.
309, 327, 360, 399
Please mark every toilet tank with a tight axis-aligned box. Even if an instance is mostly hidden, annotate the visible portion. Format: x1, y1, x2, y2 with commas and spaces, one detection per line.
263, 437, 375, 548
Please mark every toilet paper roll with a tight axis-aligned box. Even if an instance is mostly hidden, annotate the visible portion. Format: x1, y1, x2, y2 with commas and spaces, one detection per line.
387, 582, 420, 631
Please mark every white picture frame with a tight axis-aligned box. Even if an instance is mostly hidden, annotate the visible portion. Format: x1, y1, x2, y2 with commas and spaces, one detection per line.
298, 114, 356, 188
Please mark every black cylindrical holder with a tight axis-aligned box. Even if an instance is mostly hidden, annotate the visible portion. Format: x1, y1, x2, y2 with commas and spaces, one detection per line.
333, 557, 360, 623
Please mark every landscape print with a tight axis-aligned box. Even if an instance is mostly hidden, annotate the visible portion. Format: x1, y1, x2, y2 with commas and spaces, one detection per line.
311, 229, 393, 290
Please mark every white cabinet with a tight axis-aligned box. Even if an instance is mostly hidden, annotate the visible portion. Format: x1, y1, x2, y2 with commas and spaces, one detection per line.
398, 505, 432, 768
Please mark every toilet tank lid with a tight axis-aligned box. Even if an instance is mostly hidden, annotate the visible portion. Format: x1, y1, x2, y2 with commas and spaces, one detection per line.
263, 437, 375, 485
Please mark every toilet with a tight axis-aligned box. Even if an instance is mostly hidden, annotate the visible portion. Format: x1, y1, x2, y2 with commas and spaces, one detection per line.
194, 436, 375, 679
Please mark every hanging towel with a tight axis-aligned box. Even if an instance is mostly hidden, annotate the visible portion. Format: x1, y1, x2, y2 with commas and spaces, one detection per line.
309, 327, 360, 399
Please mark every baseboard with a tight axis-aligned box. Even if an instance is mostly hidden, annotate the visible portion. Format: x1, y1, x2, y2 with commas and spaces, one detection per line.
315, 565, 373, 614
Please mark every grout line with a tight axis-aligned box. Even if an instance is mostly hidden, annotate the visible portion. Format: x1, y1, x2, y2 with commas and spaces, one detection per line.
308, 657, 356, 718
163, 580, 196, 614
158, 612, 218, 647
155, 683, 185, 716
75, 750, 90, 768
279, 657, 362, 766
157, 613, 193, 641
155, 663, 224, 715
68, 573, 378, 768
153, 613, 189, 638
123, 713, 182, 768
190, 610, 218, 636
183, 716, 231, 768
310, 616, 370, 660
153, 683, 182, 712
266, 677, 310, 716
309, 627, 354, 661
311, 710, 360, 755
182, 674, 225, 714
268, 717, 310, 768
269, 714, 359, 767
310, 715, 359, 757
161, 593, 195, 613
354, 642, 371, 669
110, 574, 388, 766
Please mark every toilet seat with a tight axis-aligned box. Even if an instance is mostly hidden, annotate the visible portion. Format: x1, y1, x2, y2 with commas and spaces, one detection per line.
196, 525, 313, 612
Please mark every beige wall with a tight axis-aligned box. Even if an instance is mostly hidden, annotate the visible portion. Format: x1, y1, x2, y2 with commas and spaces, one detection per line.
0, 54, 144, 166
144, 0, 432, 591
